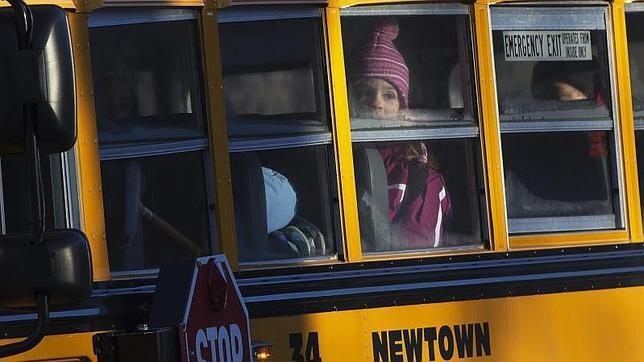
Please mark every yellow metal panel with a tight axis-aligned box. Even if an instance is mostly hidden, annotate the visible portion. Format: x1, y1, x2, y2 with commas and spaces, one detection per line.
0, 332, 98, 361
326, 7, 363, 262
510, 230, 629, 249
69, 13, 111, 281
215, 0, 325, 9
330, 0, 447, 9
201, 10, 239, 268
98, 0, 203, 7
251, 286, 644, 361
361, 245, 492, 262
474, 3, 509, 252
0, 0, 76, 9
611, 0, 644, 242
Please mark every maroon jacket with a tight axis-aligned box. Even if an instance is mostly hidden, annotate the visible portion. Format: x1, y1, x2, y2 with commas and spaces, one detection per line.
378, 144, 452, 248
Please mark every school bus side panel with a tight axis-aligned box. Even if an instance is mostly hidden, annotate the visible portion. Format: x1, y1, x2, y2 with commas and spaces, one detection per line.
250, 286, 644, 362
0, 332, 99, 361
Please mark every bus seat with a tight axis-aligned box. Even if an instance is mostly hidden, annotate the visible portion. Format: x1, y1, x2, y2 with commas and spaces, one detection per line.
353, 145, 392, 251
230, 152, 269, 261
102, 160, 145, 270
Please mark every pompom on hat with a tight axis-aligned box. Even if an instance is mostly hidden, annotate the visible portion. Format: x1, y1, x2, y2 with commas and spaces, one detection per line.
349, 19, 410, 109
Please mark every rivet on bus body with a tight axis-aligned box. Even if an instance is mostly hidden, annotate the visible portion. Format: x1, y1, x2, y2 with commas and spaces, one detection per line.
80, 91, 84, 96
88, 187, 93, 193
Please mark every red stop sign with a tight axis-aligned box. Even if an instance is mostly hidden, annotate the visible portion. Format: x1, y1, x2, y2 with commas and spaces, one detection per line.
179, 255, 251, 362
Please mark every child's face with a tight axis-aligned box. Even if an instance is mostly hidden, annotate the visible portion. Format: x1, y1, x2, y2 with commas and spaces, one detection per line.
554, 82, 588, 101
352, 78, 400, 119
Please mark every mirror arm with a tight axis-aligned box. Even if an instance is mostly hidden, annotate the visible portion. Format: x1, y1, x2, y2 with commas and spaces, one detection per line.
0, 292, 49, 358
0, 1, 49, 358
6, 0, 33, 49
25, 104, 45, 245
7, 0, 45, 245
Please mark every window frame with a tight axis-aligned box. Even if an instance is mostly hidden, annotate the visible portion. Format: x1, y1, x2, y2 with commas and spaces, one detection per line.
490, 4, 631, 246
89, 8, 219, 277
339, 3, 491, 258
218, 7, 343, 267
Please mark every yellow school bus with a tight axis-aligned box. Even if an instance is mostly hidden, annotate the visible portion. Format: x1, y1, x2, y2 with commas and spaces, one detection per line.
5, 0, 644, 359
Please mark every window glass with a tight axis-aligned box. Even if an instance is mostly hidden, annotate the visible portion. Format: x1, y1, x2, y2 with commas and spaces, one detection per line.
492, 7, 622, 234
220, 11, 338, 263
230, 146, 335, 261
626, 10, 644, 223
220, 16, 328, 139
90, 10, 214, 273
343, 10, 476, 132
91, 17, 205, 146
342, 6, 486, 253
101, 152, 210, 271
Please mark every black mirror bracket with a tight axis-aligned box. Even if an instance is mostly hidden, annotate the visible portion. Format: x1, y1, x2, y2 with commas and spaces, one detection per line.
0, 0, 49, 358
0, 293, 49, 359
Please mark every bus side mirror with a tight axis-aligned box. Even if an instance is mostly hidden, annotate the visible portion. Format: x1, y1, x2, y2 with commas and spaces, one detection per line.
0, 229, 92, 309
0, 5, 75, 154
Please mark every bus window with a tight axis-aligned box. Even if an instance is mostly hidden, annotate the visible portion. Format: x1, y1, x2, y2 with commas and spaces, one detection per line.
342, 5, 486, 253
491, 7, 623, 234
219, 9, 337, 263
626, 8, 644, 224
90, 10, 214, 273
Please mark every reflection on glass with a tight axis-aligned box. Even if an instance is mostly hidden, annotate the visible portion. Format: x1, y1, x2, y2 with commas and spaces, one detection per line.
102, 152, 210, 271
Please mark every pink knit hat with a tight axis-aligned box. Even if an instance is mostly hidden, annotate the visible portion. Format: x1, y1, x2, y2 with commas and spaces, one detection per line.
349, 20, 410, 109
